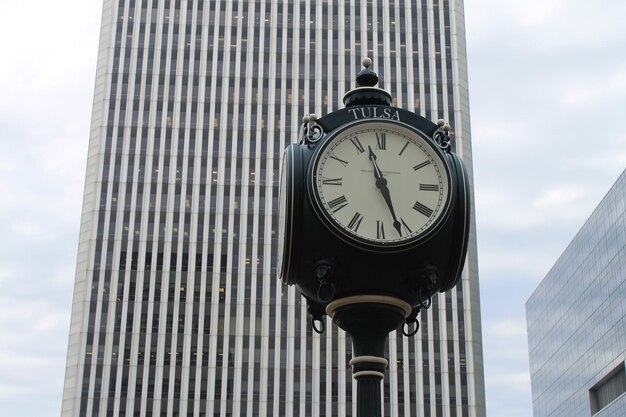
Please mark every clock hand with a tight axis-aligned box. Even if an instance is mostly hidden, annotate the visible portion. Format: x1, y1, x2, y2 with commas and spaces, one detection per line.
368, 145, 384, 180
368, 146, 402, 236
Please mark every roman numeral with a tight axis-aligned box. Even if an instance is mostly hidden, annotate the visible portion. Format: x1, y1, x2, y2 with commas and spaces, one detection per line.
375, 133, 387, 150
413, 160, 431, 171
376, 221, 385, 239
322, 177, 342, 186
347, 212, 364, 232
328, 195, 349, 212
398, 141, 409, 156
400, 218, 413, 234
419, 183, 439, 192
349, 137, 365, 154
329, 153, 349, 167
413, 201, 433, 217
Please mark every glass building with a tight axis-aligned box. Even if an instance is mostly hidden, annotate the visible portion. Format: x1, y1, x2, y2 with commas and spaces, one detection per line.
61, 1, 485, 416
526, 170, 626, 417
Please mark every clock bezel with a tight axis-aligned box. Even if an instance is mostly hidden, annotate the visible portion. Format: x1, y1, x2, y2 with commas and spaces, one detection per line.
439, 151, 471, 291
307, 119, 454, 251
278, 144, 303, 285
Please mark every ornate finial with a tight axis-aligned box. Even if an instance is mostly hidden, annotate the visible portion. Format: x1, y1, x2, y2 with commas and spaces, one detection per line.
356, 57, 379, 87
343, 58, 392, 107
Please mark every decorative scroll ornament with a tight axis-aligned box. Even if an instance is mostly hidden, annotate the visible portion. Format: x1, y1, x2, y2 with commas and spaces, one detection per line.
299, 113, 324, 144
432, 119, 451, 152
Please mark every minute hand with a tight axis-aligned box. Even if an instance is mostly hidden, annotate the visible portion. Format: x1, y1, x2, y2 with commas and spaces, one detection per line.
368, 146, 402, 236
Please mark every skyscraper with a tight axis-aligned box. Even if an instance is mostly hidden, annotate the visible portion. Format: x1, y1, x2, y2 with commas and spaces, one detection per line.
526, 170, 626, 417
62, 1, 485, 416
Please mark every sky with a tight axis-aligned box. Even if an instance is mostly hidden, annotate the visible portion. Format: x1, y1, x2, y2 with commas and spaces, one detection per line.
0, 0, 624, 416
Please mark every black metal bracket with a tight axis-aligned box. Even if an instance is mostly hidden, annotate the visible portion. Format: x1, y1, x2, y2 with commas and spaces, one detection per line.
306, 296, 326, 334
314, 259, 337, 303
402, 307, 421, 337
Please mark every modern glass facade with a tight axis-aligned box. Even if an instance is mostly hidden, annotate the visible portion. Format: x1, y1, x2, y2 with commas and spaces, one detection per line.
526, 170, 626, 417
61, 1, 485, 416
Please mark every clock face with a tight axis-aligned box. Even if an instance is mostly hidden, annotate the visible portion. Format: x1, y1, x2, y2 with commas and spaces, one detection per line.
310, 121, 451, 249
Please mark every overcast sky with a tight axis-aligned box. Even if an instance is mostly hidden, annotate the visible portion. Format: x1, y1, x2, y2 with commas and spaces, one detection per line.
0, 1, 624, 416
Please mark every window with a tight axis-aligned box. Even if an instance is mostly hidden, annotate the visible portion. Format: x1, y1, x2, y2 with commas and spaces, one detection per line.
590, 362, 626, 414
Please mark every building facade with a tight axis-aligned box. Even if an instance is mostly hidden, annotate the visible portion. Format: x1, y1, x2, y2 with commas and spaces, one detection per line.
526, 170, 626, 417
62, 1, 485, 416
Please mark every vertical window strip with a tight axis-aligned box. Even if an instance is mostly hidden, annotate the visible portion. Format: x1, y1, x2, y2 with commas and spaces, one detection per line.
400, 0, 414, 114
185, 2, 202, 410
439, 292, 452, 411
336, 0, 346, 107
390, 0, 404, 108
85, 0, 130, 415
176, 2, 194, 413
243, 3, 259, 414
232, 1, 249, 412
196, 0, 217, 396
424, 0, 435, 120
207, 2, 232, 413
119, 0, 150, 412
151, 0, 175, 414
140, 1, 164, 411
202, 12, 222, 413
324, 0, 334, 113
450, 287, 463, 415
432, 0, 443, 120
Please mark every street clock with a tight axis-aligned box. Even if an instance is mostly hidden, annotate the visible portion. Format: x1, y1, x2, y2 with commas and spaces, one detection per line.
276, 58, 472, 417
277, 58, 470, 325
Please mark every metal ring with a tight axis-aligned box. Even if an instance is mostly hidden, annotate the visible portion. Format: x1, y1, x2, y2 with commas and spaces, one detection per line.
402, 319, 419, 337
317, 282, 335, 303
312, 317, 325, 334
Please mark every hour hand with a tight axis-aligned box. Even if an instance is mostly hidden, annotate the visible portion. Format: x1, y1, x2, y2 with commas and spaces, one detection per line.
368, 146, 383, 180
368, 146, 402, 236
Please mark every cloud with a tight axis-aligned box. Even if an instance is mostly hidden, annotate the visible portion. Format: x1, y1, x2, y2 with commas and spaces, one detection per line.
485, 319, 528, 342
560, 68, 626, 109
0, 2, 100, 416
467, 3, 626, 416
481, 317, 533, 416
466, 0, 626, 51
475, 181, 598, 234
0, 298, 71, 402
532, 185, 582, 209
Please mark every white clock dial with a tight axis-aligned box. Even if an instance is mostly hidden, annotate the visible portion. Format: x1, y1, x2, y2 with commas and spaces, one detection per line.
311, 121, 451, 248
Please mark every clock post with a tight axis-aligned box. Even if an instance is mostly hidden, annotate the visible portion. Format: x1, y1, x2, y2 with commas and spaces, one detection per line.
278, 58, 471, 417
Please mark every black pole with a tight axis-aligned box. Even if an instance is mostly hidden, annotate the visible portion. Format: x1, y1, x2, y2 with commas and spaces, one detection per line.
356, 375, 383, 417
329, 299, 407, 417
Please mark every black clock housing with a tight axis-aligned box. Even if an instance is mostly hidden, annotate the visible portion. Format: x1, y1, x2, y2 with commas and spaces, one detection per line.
278, 105, 471, 309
